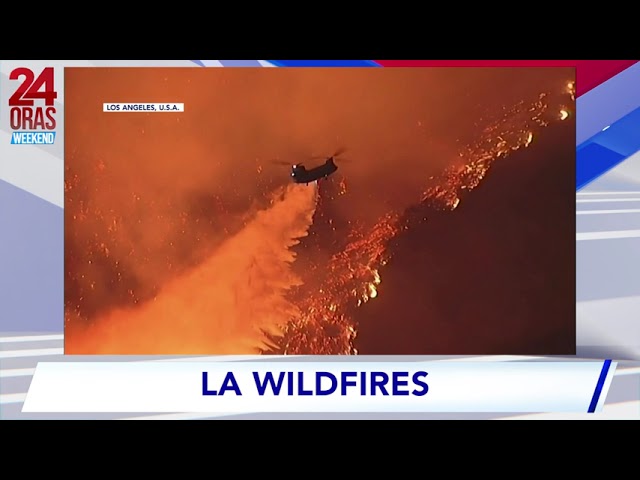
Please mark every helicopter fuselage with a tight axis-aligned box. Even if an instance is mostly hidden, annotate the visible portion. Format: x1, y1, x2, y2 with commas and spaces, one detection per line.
291, 157, 338, 184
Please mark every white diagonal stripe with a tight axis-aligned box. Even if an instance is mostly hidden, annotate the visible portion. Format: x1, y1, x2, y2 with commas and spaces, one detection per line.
576, 209, 640, 215
577, 230, 640, 241
443, 356, 543, 362
0, 368, 36, 378
577, 198, 640, 203
0, 334, 64, 343
0, 348, 62, 358
577, 191, 640, 195
499, 401, 640, 420
199, 60, 224, 67
122, 412, 234, 420
0, 393, 27, 405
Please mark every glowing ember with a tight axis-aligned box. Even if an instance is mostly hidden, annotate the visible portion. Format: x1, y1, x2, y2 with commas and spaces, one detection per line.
566, 81, 576, 101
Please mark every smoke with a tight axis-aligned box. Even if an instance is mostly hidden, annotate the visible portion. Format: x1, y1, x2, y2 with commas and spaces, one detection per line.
65, 183, 318, 354
64, 67, 575, 354
65, 68, 570, 227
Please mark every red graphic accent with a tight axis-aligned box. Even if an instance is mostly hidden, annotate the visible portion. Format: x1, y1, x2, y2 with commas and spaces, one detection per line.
8, 67, 57, 107
9, 107, 56, 130
374, 60, 639, 97
8, 67, 58, 130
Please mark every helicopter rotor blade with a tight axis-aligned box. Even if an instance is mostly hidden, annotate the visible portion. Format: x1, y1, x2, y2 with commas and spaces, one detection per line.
332, 147, 347, 157
270, 160, 291, 166
309, 147, 348, 161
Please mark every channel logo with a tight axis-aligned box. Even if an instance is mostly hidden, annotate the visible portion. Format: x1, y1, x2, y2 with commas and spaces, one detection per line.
8, 67, 58, 145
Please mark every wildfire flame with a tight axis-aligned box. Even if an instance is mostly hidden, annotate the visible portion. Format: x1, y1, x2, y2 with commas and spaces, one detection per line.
65, 79, 575, 356
266, 82, 575, 355
566, 81, 576, 101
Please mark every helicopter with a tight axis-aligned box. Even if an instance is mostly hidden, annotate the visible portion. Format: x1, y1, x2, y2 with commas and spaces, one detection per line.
271, 148, 350, 185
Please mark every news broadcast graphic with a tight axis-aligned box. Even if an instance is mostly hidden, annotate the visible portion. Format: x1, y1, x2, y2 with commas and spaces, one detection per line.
7, 66, 58, 145
22, 360, 616, 414
63, 66, 576, 356
103, 103, 185, 112
2, 60, 640, 420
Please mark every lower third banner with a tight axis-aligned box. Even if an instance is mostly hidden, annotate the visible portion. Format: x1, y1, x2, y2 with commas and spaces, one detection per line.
21, 360, 616, 414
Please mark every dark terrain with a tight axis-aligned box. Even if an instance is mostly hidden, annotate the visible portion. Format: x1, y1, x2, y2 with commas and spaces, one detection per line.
355, 121, 576, 355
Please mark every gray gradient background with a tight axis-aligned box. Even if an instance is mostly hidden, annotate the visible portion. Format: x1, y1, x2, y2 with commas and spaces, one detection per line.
0, 60, 638, 420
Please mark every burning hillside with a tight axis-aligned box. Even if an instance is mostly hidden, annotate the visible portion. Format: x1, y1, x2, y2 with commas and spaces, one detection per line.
267, 84, 575, 355
63, 68, 575, 355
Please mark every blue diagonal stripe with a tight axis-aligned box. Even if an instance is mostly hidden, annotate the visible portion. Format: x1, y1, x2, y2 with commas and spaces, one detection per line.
576, 143, 626, 191
576, 106, 640, 190
218, 60, 264, 67
588, 360, 612, 413
587, 107, 640, 158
